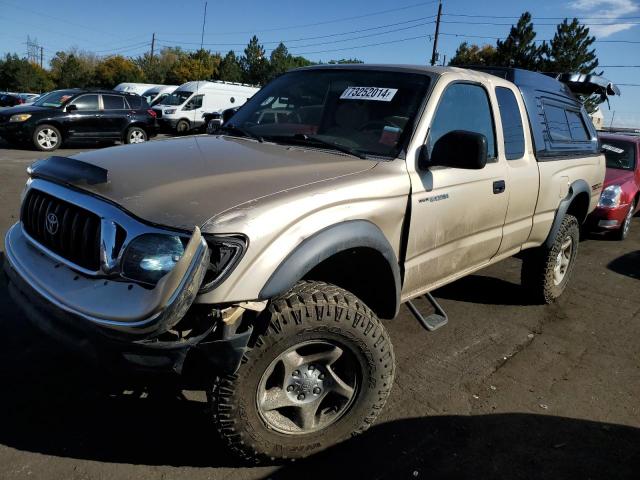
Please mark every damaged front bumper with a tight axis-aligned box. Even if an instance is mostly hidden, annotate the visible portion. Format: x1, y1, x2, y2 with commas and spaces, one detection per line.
3, 222, 252, 374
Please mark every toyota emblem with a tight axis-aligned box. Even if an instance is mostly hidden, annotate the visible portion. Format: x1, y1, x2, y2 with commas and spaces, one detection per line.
45, 212, 59, 235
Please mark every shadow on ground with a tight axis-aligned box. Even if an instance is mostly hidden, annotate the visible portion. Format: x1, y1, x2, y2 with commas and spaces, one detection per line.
608, 250, 640, 280
271, 414, 640, 480
434, 274, 530, 306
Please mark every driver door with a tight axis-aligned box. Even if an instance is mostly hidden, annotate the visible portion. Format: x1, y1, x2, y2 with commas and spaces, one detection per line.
402, 82, 509, 298
183, 94, 204, 125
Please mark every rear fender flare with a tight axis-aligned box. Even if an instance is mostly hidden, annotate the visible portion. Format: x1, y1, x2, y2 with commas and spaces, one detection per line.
545, 179, 590, 248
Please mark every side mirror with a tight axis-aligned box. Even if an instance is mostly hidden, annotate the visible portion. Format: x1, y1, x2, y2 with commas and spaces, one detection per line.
66, 104, 78, 112
420, 130, 488, 170
222, 107, 237, 124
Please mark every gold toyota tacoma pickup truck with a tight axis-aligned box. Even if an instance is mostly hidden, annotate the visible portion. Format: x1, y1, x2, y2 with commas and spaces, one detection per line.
3, 65, 616, 462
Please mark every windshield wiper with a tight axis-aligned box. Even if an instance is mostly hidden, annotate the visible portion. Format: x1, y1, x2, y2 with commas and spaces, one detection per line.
265, 133, 368, 159
219, 124, 263, 142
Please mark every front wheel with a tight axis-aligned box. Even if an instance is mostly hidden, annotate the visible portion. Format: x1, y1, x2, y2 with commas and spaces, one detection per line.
613, 200, 636, 241
521, 214, 580, 304
210, 281, 395, 463
175, 119, 190, 135
33, 124, 62, 151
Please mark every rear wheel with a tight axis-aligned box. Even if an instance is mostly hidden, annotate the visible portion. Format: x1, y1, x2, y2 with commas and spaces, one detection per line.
613, 199, 636, 240
125, 126, 147, 144
210, 281, 395, 463
522, 214, 580, 304
176, 119, 190, 135
33, 124, 61, 151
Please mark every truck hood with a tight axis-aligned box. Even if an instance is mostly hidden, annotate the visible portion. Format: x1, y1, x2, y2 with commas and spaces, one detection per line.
604, 167, 634, 188
69, 135, 378, 229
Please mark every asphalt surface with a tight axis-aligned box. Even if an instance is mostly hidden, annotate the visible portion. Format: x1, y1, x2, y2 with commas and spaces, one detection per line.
0, 137, 639, 480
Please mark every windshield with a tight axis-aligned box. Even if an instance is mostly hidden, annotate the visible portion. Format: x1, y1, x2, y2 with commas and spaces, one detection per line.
151, 93, 170, 106
141, 88, 159, 105
33, 90, 77, 108
601, 139, 637, 170
226, 69, 432, 158
163, 90, 192, 106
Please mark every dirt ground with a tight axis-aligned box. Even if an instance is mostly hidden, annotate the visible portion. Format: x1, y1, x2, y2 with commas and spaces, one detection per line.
0, 138, 638, 480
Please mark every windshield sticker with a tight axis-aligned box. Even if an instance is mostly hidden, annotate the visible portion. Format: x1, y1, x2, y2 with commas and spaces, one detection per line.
602, 144, 624, 154
340, 87, 398, 102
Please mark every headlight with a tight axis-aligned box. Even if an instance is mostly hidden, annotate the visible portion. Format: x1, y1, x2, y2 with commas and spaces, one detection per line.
9, 114, 31, 122
122, 234, 186, 284
200, 236, 247, 292
164, 108, 176, 115
598, 185, 623, 208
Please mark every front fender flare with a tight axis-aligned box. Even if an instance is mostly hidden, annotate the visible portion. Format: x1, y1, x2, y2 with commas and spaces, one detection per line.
259, 220, 401, 312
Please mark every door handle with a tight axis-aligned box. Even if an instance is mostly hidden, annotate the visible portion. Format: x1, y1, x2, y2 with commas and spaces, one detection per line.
493, 180, 506, 194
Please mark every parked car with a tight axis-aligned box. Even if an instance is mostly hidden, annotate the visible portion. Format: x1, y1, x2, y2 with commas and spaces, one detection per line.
141, 85, 178, 107
0, 89, 157, 151
114, 82, 164, 96
153, 81, 259, 134
587, 132, 639, 239
0, 93, 24, 107
4, 65, 612, 462
18, 93, 40, 104
203, 107, 239, 134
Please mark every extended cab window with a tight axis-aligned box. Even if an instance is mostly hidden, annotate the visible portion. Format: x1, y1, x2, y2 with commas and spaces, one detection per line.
495, 87, 525, 160
102, 95, 125, 110
566, 110, 590, 141
427, 83, 497, 161
70, 94, 99, 111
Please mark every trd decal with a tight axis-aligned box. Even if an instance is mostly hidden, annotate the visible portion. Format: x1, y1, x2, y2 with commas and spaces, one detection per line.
419, 193, 449, 204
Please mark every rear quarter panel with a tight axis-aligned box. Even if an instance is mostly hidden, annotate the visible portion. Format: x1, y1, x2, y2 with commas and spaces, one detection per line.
525, 154, 605, 247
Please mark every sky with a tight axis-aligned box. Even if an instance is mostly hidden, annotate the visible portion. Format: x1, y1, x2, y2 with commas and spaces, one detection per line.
1, 0, 639, 126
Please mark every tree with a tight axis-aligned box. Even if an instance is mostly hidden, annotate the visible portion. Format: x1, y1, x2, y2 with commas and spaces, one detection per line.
241, 36, 269, 85
0, 54, 54, 92
494, 12, 543, 70
135, 47, 185, 84
217, 51, 243, 82
540, 18, 598, 73
49, 51, 96, 88
165, 49, 221, 84
94, 55, 143, 88
327, 58, 364, 64
449, 42, 496, 66
269, 42, 291, 78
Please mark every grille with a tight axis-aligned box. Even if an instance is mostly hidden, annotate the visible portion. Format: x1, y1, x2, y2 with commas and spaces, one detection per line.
21, 189, 101, 271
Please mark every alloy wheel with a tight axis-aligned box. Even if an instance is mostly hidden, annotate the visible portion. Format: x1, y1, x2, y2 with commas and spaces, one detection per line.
257, 340, 359, 435
37, 128, 59, 149
129, 130, 146, 144
553, 236, 573, 286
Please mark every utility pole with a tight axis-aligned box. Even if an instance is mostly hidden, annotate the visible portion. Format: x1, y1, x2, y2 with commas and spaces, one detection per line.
150, 32, 156, 57
430, 0, 442, 66
40, 46, 44, 68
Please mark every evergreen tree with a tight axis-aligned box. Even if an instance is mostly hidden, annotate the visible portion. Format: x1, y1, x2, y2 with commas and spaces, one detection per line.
540, 18, 598, 73
241, 36, 269, 85
449, 42, 496, 66
494, 12, 543, 70
218, 51, 243, 82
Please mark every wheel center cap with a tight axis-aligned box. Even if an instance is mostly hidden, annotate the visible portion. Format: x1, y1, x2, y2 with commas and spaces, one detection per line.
286, 364, 325, 403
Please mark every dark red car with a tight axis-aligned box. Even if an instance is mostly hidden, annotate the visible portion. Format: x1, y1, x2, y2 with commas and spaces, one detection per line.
589, 132, 640, 239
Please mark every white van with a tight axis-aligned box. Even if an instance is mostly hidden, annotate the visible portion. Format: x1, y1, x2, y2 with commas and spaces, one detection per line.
141, 85, 178, 107
114, 83, 164, 96
153, 81, 260, 133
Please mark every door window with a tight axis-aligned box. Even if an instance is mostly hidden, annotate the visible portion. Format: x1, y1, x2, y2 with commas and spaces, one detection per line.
70, 94, 99, 111
427, 83, 497, 161
495, 87, 525, 160
185, 95, 204, 110
102, 95, 126, 110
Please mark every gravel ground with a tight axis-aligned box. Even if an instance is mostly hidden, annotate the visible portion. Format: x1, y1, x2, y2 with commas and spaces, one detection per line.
0, 137, 638, 480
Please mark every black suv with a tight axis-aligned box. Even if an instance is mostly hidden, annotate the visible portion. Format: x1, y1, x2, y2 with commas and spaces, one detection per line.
0, 89, 158, 151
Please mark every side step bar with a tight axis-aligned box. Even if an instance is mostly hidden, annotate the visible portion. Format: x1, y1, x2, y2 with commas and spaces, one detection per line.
406, 292, 448, 332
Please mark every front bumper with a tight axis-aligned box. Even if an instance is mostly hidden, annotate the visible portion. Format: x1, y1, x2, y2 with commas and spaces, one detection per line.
587, 204, 631, 230
0, 121, 32, 142
3, 223, 251, 374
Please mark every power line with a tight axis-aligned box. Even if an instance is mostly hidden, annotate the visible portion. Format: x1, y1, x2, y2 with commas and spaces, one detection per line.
443, 13, 640, 20
289, 34, 431, 56
162, 0, 439, 36
441, 20, 640, 26
439, 32, 640, 44
159, 21, 436, 51
161, 15, 437, 46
